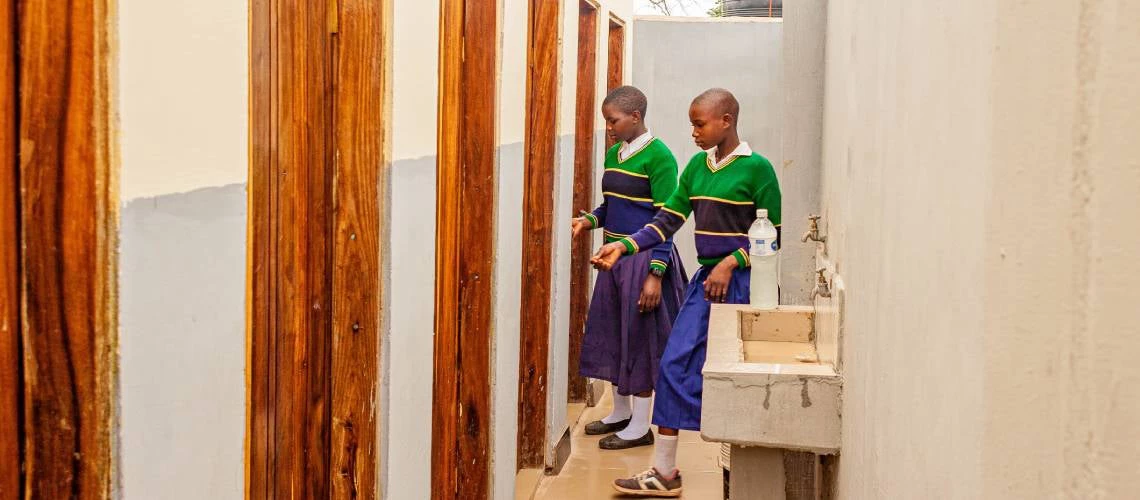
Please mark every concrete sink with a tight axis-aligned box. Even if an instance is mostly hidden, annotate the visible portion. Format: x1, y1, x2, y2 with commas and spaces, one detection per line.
700, 305, 842, 454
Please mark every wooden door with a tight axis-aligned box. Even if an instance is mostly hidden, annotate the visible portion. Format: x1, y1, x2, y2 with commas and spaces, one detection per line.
606, 17, 626, 149
567, 0, 599, 406
247, 0, 387, 498
432, 0, 498, 498
2, 0, 117, 497
516, 0, 562, 471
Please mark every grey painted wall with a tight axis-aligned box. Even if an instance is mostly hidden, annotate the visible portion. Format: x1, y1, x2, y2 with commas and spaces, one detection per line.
493, 140, 524, 500
632, 18, 802, 297
779, 0, 827, 304
385, 156, 437, 500
546, 133, 578, 464
118, 184, 246, 499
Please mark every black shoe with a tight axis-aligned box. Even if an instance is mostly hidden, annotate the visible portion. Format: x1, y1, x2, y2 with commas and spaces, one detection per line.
584, 418, 630, 436
599, 430, 654, 450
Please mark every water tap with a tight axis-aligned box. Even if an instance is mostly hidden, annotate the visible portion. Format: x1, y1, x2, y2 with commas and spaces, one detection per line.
801, 214, 827, 244
811, 267, 832, 300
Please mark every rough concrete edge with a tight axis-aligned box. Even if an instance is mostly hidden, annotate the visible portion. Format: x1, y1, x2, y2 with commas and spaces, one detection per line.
702, 426, 842, 456
721, 440, 841, 457
703, 364, 841, 380
633, 15, 784, 24
701, 373, 843, 453
377, 152, 394, 500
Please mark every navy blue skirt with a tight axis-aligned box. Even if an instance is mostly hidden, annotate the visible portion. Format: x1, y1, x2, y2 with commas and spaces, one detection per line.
579, 247, 687, 396
652, 266, 750, 431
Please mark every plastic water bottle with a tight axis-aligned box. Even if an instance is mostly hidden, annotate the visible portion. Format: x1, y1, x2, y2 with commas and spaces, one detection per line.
749, 209, 779, 309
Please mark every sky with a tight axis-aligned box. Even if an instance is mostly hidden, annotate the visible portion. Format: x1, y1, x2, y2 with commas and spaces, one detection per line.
634, 0, 718, 17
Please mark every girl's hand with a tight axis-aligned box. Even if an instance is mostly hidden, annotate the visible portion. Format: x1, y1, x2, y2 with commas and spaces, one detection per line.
638, 274, 662, 313
571, 217, 591, 238
703, 257, 739, 303
591, 242, 626, 270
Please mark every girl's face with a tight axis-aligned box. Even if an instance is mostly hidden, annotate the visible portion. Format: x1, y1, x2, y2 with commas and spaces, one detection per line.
688, 101, 730, 151
602, 103, 642, 144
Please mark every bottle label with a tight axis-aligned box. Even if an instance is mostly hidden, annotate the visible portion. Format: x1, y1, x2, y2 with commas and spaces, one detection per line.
750, 237, 777, 257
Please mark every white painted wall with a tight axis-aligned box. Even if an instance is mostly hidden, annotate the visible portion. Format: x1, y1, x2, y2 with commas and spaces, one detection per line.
493, 0, 526, 497
631, 17, 784, 276
116, 0, 248, 497
117, 0, 249, 201
821, 0, 1140, 497
385, 1, 440, 499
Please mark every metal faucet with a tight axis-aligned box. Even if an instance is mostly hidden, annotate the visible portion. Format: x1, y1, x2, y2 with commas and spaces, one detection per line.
811, 267, 832, 300
801, 214, 827, 244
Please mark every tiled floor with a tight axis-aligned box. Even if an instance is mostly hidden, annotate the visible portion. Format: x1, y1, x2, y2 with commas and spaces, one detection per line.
525, 388, 724, 500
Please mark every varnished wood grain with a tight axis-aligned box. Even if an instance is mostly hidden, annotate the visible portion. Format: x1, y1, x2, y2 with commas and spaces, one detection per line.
607, 18, 624, 93
433, 0, 497, 497
330, 0, 387, 498
517, 0, 561, 470
246, 0, 273, 497
273, 1, 335, 496
249, 0, 386, 497
456, 0, 497, 494
17, 0, 116, 497
567, 0, 598, 405
431, 0, 463, 497
606, 18, 624, 149
0, 0, 20, 495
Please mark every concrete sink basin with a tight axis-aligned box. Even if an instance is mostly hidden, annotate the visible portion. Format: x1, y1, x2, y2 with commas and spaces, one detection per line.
700, 305, 842, 454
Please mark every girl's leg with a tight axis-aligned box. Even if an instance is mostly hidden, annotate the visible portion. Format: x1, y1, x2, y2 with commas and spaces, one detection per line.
602, 383, 632, 424
616, 390, 653, 440
654, 426, 680, 477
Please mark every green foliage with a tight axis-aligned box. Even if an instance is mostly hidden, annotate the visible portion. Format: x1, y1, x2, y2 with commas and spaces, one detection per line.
707, 0, 726, 17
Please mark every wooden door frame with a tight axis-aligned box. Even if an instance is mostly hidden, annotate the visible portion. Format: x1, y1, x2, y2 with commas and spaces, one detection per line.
3, 0, 118, 496
1, 0, 20, 494
605, 15, 626, 149
247, 0, 388, 497
432, 0, 498, 497
516, 0, 563, 471
566, 0, 599, 405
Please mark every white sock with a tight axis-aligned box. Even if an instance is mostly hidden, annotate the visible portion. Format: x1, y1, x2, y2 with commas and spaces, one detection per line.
602, 385, 632, 424
653, 434, 679, 475
616, 396, 652, 440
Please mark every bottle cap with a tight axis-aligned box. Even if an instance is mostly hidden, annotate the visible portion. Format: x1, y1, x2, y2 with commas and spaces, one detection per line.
756, 209, 768, 218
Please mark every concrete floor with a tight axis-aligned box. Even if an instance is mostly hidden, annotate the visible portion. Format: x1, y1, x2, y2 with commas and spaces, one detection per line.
519, 388, 724, 499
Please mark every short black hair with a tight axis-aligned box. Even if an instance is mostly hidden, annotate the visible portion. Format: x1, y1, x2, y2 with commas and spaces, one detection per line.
602, 85, 648, 119
692, 88, 740, 122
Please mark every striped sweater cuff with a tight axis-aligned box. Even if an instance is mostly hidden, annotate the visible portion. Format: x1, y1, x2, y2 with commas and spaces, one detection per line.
619, 237, 639, 255
584, 213, 599, 229
732, 248, 750, 269
649, 259, 668, 274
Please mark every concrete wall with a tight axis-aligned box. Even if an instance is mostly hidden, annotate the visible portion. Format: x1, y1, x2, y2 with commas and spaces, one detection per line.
493, 0, 526, 496
116, 0, 248, 497
384, 1, 440, 498
631, 17, 791, 289
779, 0, 826, 305
821, 0, 1140, 497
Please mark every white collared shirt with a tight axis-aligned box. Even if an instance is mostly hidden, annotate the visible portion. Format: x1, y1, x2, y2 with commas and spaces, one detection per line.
619, 130, 654, 162
705, 141, 753, 171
